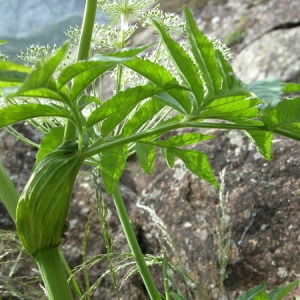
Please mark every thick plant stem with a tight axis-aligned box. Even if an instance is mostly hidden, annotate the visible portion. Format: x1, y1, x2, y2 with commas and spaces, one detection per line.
0, 161, 19, 222
76, 0, 97, 61
112, 186, 162, 300
35, 248, 73, 300
64, 0, 97, 143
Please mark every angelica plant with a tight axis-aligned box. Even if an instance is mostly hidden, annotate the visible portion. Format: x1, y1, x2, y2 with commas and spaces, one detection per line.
1, 0, 300, 299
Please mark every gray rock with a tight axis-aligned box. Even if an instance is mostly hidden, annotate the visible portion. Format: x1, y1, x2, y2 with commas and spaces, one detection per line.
232, 27, 300, 82
0, 0, 104, 59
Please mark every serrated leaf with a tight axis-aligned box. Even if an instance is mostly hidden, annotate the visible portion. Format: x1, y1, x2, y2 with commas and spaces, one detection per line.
58, 56, 133, 101
36, 127, 65, 164
136, 142, 156, 174
153, 20, 204, 108
153, 91, 189, 115
152, 133, 213, 148
168, 148, 218, 187
244, 129, 273, 160
101, 145, 128, 194
184, 7, 222, 99
124, 58, 192, 114
262, 97, 300, 139
198, 95, 259, 121
0, 103, 71, 128
237, 283, 269, 300
122, 98, 165, 136
3, 86, 66, 102
247, 78, 283, 108
86, 84, 171, 127
268, 280, 300, 300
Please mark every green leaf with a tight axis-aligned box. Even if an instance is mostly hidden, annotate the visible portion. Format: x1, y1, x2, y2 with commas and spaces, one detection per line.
153, 20, 204, 108
184, 7, 222, 98
168, 148, 218, 187
244, 129, 273, 160
0, 60, 31, 73
3, 86, 67, 102
36, 127, 65, 164
153, 91, 189, 115
0, 70, 28, 83
57, 55, 133, 101
198, 95, 260, 121
237, 283, 269, 300
0, 40, 7, 45
101, 145, 128, 194
122, 98, 165, 136
247, 78, 283, 108
161, 148, 175, 168
262, 97, 300, 139
101, 106, 133, 137
253, 290, 269, 300
86, 84, 172, 127
152, 132, 213, 148
136, 142, 156, 174
0, 61, 31, 92
282, 82, 300, 94
268, 280, 300, 300
124, 58, 192, 114
0, 103, 71, 128
77, 94, 100, 111
215, 50, 246, 92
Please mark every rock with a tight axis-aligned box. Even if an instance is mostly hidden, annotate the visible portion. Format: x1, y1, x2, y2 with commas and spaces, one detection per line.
0, 0, 104, 59
232, 27, 300, 82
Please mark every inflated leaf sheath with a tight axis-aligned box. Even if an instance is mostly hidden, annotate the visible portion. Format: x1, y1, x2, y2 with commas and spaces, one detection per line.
16, 141, 84, 257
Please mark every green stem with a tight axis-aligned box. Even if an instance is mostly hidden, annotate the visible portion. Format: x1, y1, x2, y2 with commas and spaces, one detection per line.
34, 248, 73, 300
84, 120, 269, 157
0, 161, 19, 222
112, 186, 162, 300
76, 0, 97, 62
64, 0, 97, 143
59, 250, 83, 298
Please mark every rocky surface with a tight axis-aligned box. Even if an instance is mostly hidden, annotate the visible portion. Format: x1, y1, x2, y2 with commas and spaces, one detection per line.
0, 0, 104, 60
1, 0, 300, 299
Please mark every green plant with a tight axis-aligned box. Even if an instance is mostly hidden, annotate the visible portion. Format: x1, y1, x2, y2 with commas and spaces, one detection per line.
1, 0, 300, 299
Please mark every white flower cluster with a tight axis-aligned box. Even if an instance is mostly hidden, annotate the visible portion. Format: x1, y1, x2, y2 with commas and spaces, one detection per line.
140, 5, 185, 35
207, 35, 233, 61
0, 51, 8, 61
18, 44, 58, 64
98, 0, 157, 24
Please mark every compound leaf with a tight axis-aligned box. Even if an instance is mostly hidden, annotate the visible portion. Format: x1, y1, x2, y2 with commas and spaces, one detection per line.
153, 19, 204, 108
87, 84, 173, 127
